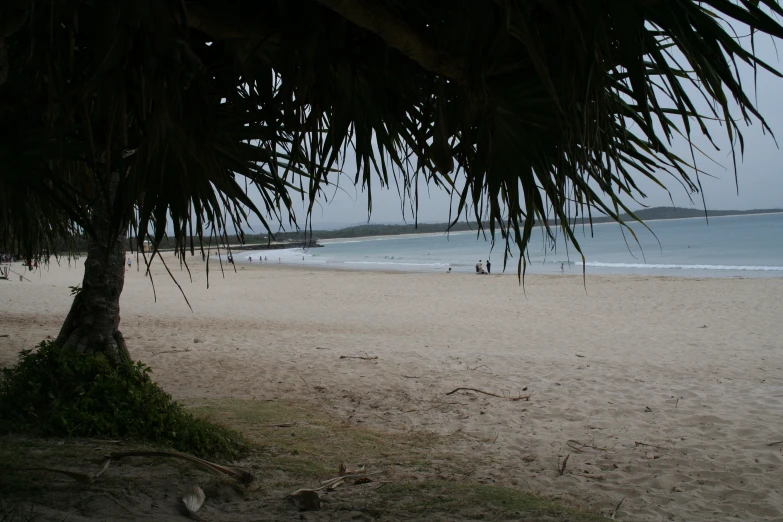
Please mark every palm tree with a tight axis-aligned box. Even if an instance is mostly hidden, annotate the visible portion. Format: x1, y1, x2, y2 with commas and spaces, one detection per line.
1, 0, 782, 362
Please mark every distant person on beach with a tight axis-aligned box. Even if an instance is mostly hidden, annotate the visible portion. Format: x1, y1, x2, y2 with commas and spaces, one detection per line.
448, 267, 452, 273
264, 256, 268, 263
475, 260, 481, 274
486, 260, 491, 274
249, 256, 252, 263
561, 263, 564, 272
127, 258, 131, 270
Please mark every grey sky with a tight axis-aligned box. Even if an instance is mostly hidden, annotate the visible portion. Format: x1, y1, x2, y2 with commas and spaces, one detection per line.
251, 34, 783, 232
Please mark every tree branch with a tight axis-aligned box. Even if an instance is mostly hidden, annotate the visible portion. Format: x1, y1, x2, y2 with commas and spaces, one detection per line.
312, 0, 466, 83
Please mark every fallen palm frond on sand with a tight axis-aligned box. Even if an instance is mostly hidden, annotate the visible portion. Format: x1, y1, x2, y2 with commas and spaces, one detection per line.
11, 450, 254, 486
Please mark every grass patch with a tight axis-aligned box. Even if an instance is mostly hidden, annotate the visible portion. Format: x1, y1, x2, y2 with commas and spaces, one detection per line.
0, 341, 246, 460
378, 481, 608, 520
188, 398, 448, 483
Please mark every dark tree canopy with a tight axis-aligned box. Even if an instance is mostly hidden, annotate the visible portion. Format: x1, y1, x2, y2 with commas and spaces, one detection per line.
2, 0, 783, 270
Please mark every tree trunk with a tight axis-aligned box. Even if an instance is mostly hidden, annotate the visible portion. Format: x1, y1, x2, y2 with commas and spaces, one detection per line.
56, 180, 130, 363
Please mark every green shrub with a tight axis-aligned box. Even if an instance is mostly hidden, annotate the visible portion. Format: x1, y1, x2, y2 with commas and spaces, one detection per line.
0, 341, 246, 460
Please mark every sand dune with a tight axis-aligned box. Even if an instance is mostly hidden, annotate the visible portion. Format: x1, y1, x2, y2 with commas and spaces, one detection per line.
2, 258, 782, 521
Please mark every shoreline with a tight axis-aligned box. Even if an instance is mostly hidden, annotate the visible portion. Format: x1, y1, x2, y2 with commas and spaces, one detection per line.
216, 251, 783, 280
199, 257, 783, 281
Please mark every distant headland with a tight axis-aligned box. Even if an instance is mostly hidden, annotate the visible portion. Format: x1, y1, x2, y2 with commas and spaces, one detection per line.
260, 206, 783, 243
133, 206, 783, 251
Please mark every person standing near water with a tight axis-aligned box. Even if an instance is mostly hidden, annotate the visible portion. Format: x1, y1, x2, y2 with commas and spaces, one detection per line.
486, 260, 491, 274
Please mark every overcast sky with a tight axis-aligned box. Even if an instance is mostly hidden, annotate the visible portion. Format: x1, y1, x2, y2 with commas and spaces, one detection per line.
249, 33, 783, 232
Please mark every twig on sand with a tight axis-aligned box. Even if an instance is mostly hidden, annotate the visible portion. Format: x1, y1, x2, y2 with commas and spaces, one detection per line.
370, 412, 390, 422
300, 376, 311, 393
634, 441, 667, 450
446, 387, 530, 401
767, 440, 783, 446
340, 354, 378, 360
151, 348, 190, 356
558, 453, 571, 476
467, 364, 493, 374
611, 497, 625, 519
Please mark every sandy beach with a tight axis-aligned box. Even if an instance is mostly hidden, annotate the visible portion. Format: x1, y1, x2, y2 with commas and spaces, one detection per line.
1, 258, 782, 521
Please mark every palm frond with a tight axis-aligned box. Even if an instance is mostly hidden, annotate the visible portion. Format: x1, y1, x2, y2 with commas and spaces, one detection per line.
0, 0, 781, 270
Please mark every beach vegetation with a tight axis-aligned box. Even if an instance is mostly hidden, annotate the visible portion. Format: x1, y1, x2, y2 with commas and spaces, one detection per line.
0, 340, 246, 460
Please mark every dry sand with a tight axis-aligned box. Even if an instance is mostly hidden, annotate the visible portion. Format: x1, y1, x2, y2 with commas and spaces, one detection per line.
2, 257, 782, 521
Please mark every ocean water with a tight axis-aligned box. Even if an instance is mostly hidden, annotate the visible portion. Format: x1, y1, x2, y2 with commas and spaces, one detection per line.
234, 213, 783, 278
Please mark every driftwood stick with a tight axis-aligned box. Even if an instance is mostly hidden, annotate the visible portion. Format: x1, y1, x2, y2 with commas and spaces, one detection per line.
634, 441, 667, 450
10, 467, 98, 485
467, 364, 493, 373
340, 355, 378, 360
319, 471, 382, 489
611, 497, 625, 519
558, 453, 571, 476
109, 451, 253, 484
11, 457, 112, 485
767, 440, 783, 446
151, 348, 190, 356
446, 387, 530, 401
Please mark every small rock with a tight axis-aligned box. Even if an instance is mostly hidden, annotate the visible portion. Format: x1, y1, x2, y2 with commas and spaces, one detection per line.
194, 338, 202, 343
288, 490, 321, 511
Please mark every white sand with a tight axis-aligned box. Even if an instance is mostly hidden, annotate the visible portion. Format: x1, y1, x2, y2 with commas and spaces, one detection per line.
2, 258, 782, 521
